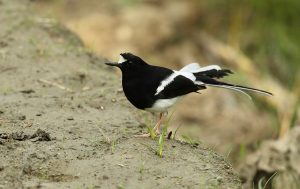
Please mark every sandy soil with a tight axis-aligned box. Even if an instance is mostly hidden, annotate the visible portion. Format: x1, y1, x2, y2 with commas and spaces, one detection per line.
0, 0, 241, 188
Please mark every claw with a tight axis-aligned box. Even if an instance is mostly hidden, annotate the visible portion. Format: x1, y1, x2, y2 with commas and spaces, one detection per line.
155, 128, 161, 135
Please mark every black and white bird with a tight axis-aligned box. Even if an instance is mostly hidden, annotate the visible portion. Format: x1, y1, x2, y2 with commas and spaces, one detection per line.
106, 53, 272, 136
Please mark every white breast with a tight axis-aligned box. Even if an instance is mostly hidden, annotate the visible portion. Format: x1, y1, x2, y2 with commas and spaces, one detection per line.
145, 97, 182, 112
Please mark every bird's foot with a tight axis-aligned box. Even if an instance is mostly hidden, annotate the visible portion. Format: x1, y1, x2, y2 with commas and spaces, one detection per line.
134, 129, 161, 138
154, 129, 161, 135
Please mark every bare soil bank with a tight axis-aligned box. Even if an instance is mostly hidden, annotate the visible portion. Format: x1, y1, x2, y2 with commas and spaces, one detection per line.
0, 0, 241, 188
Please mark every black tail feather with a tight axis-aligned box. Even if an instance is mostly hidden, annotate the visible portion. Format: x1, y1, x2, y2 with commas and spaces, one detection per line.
194, 69, 233, 79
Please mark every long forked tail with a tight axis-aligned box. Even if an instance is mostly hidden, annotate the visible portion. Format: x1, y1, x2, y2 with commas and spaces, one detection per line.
196, 75, 273, 100
181, 63, 273, 99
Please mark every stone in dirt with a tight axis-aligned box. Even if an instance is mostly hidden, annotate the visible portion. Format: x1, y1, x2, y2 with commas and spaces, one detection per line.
0, 129, 52, 142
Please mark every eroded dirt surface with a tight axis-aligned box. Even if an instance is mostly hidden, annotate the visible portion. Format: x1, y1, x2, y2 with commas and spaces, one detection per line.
0, 129, 52, 143
0, 0, 241, 188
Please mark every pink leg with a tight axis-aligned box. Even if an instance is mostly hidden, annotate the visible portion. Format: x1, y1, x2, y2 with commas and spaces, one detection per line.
134, 112, 164, 137
153, 112, 164, 135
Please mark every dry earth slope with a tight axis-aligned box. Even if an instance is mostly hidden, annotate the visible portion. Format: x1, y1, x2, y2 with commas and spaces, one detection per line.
0, 0, 241, 188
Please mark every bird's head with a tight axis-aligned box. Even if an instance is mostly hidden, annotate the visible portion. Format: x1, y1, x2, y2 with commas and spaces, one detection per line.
105, 53, 148, 71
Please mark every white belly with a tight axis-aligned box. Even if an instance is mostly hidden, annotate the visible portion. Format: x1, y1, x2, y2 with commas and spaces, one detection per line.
145, 97, 182, 112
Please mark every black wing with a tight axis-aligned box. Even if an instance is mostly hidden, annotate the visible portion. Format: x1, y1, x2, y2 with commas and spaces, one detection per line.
155, 75, 206, 99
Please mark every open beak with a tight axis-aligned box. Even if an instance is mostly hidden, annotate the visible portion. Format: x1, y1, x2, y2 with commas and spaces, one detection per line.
105, 62, 120, 67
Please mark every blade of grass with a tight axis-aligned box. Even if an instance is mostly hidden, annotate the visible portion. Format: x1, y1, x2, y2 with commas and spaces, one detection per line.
239, 143, 246, 161
181, 134, 200, 147
263, 172, 277, 189
158, 133, 164, 158
173, 124, 182, 139
157, 125, 168, 158
147, 125, 156, 139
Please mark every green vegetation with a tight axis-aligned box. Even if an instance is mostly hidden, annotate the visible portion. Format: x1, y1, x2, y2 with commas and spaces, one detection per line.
157, 127, 166, 158
200, 0, 300, 88
200, 0, 300, 139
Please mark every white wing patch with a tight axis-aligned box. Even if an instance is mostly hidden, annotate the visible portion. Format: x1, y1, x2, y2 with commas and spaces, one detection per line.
155, 71, 179, 95
155, 63, 223, 96
155, 70, 202, 96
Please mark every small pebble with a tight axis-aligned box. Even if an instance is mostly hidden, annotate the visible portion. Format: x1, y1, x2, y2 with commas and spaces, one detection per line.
19, 115, 26, 120
67, 117, 74, 121
20, 89, 35, 94
82, 86, 90, 91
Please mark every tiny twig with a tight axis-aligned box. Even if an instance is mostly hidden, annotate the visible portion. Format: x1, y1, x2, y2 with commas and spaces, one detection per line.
117, 164, 125, 167
38, 79, 73, 92
98, 128, 111, 143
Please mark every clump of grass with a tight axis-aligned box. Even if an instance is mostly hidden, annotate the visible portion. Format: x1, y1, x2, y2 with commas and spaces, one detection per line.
157, 126, 168, 158
141, 112, 157, 139
141, 111, 177, 158
91, 128, 118, 153
156, 111, 176, 157
172, 124, 182, 140
146, 124, 156, 139
111, 140, 116, 153
181, 134, 200, 147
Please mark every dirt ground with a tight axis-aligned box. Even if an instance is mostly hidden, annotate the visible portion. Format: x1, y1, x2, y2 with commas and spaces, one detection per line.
0, 0, 241, 188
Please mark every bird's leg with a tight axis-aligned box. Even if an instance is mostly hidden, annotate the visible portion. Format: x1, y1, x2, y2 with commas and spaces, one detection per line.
153, 112, 164, 135
134, 112, 165, 138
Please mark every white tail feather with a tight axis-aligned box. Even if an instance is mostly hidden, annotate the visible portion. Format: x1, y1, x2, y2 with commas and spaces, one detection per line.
205, 84, 253, 100
180, 63, 222, 73
197, 65, 221, 72
180, 63, 201, 72
229, 86, 272, 96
